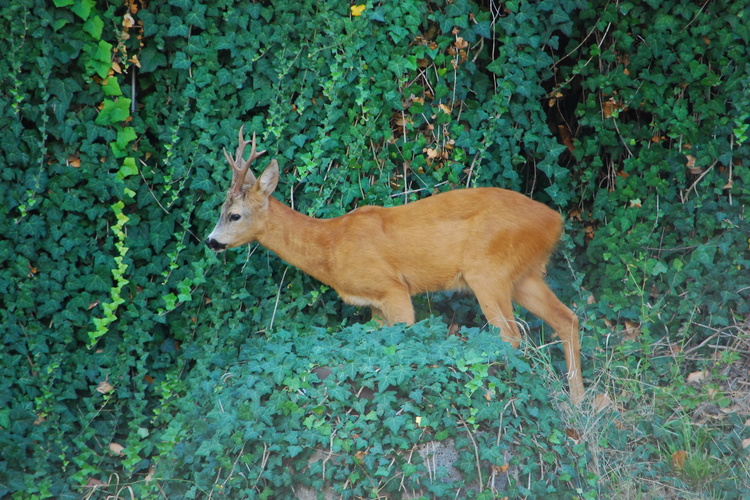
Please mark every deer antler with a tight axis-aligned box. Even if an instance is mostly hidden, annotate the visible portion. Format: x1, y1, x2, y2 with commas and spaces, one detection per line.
223, 125, 267, 197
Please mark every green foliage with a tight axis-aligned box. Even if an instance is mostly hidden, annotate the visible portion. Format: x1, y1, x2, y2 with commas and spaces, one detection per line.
558, 0, 750, 347
1, 0, 749, 498
148, 321, 592, 498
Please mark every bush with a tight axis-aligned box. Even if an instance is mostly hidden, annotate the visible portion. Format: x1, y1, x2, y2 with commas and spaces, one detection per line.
150, 321, 592, 498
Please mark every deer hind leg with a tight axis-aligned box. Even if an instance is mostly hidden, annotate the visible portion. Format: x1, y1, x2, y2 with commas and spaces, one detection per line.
513, 272, 584, 404
465, 274, 522, 347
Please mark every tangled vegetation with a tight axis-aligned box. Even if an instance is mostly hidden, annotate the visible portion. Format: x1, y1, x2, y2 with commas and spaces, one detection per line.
1, 0, 748, 498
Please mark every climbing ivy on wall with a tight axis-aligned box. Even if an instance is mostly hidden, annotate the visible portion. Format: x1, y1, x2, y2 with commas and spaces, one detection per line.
553, 0, 750, 351
1, 0, 748, 497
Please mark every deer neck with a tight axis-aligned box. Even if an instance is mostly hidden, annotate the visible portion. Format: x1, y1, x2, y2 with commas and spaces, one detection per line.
256, 197, 335, 283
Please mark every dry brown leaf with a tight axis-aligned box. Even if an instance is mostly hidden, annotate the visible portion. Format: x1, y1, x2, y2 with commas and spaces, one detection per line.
493, 464, 510, 474
454, 36, 468, 49
424, 148, 439, 159
438, 103, 451, 115
96, 380, 114, 394
85, 478, 106, 488
666, 343, 682, 356
622, 321, 641, 341
672, 450, 687, 469
686, 154, 703, 174
565, 427, 582, 442
602, 97, 625, 118
743, 438, 750, 449
67, 155, 81, 168
594, 392, 613, 413
109, 442, 125, 456
557, 124, 574, 152
686, 370, 708, 384
145, 465, 155, 483
548, 92, 562, 107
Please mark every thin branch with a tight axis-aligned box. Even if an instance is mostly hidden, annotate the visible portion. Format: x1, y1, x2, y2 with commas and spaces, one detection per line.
683, 159, 719, 202
269, 267, 289, 330
456, 409, 483, 491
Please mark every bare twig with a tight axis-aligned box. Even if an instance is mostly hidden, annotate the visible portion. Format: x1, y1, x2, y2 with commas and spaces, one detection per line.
456, 409, 484, 491
683, 159, 719, 202
269, 266, 289, 330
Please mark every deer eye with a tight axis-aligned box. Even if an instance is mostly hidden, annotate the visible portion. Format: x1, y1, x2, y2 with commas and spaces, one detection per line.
229, 213, 241, 222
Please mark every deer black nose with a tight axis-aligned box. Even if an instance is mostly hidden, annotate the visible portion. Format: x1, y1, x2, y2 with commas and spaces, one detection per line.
205, 237, 226, 251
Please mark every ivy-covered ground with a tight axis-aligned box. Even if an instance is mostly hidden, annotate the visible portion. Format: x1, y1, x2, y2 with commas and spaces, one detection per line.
2, 0, 749, 498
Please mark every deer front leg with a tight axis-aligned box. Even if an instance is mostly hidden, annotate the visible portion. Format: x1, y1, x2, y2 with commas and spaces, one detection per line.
377, 290, 416, 326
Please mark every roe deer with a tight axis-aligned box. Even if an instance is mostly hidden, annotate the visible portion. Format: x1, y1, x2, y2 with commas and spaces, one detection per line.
206, 127, 584, 404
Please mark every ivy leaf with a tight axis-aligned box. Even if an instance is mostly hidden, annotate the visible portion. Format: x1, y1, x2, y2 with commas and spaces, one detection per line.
368, 7, 385, 22
111, 127, 137, 158
139, 45, 168, 72
167, 17, 190, 38
172, 51, 192, 70
379, 327, 404, 345
486, 58, 504, 76
445, 0, 469, 17
83, 270, 112, 293
70, 0, 95, 20
83, 14, 104, 40
383, 414, 405, 434
185, 4, 207, 28
149, 219, 174, 252
96, 98, 131, 125
101, 76, 122, 97
190, 168, 214, 192
473, 19, 492, 38
48, 78, 81, 121
117, 157, 138, 180
84, 40, 113, 78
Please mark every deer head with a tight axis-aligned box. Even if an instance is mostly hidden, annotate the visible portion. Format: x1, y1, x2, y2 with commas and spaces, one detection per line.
205, 126, 278, 251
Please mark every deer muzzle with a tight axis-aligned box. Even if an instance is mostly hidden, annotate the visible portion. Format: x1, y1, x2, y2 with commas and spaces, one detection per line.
205, 237, 227, 251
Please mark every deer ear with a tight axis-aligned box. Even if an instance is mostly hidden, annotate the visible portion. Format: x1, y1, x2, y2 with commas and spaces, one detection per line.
256, 159, 279, 196
242, 169, 257, 188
